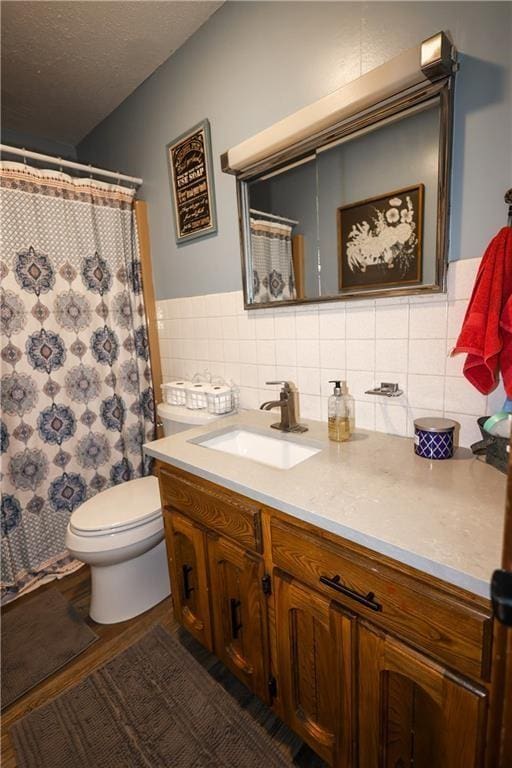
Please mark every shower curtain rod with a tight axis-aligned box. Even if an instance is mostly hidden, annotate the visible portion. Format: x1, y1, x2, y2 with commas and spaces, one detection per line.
249, 207, 299, 226
0, 144, 143, 186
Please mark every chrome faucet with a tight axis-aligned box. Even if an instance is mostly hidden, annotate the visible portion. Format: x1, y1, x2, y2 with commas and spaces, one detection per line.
260, 381, 308, 433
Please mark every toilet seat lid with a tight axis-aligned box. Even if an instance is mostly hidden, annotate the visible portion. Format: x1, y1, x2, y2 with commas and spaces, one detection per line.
70, 476, 162, 534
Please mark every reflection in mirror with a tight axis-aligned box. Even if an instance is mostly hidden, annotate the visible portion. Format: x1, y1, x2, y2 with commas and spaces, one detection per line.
317, 98, 441, 297
240, 82, 452, 308
247, 156, 319, 303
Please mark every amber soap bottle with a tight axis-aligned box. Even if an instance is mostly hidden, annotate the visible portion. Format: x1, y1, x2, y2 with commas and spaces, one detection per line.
328, 380, 355, 442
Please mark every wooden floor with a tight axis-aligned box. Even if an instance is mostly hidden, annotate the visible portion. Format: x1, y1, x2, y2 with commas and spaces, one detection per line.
1, 566, 323, 768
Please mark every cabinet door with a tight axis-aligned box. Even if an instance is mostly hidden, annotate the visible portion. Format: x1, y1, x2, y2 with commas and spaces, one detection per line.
358, 623, 488, 768
207, 533, 270, 702
274, 570, 355, 767
163, 510, 212, 651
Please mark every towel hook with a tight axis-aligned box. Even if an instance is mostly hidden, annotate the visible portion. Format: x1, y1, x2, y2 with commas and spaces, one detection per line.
506, 188, 512, 227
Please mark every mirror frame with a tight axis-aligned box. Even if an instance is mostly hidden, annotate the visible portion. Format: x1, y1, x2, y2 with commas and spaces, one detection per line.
236, 76, 454, 310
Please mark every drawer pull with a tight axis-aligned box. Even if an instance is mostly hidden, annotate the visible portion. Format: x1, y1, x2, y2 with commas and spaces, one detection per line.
182, 564, 194, 600
320, 574, 382, 612
230, 598, 243, 639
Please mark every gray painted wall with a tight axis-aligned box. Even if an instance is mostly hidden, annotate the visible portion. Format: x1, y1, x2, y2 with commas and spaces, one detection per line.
78, 1, 512, 301
2, 128, 77, 160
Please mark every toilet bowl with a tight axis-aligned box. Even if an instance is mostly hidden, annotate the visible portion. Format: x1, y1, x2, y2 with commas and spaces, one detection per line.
66, 402, 230, 624
65, 475, 170, 624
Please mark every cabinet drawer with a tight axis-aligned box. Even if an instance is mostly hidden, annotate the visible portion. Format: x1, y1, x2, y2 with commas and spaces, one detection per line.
270, 518, 492, 680
159, 466, 262, 553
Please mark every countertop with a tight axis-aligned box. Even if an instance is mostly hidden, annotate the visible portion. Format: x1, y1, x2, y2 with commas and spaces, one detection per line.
144, 410, 506, 599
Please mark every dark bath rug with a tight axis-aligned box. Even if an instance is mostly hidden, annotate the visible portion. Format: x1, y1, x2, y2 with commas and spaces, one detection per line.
10, 624, 299, 768
2, 587, 98, 710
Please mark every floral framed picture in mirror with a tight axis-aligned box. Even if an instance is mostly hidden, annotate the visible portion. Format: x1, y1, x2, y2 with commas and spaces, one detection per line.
337, 184, 424, 291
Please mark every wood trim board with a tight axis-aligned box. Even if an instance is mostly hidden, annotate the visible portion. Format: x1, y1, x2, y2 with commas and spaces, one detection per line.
134, 200, 163, 439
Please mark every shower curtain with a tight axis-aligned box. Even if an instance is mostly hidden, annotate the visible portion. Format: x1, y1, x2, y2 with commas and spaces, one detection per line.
0, 161, 155, 603
250, 218, 296, 303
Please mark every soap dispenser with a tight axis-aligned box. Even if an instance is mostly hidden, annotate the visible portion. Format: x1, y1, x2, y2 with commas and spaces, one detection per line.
328, 380, 355, 442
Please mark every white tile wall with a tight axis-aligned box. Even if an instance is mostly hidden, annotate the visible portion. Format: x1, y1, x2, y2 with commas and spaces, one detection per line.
156, 258, 505, 447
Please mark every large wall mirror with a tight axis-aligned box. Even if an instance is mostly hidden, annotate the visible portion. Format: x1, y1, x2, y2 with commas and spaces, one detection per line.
224, 34, 456, 309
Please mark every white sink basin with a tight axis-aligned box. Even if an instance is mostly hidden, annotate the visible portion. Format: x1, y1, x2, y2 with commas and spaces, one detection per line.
191, 427, 322, 469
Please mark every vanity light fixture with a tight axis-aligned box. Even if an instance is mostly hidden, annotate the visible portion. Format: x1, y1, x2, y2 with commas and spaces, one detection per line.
221, 31, 455, 175
420, 31, 455, 80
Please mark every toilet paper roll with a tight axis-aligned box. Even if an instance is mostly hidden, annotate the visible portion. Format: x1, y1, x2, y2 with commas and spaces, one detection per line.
185, 382, 213, 410
161, 380, 192, 406
206, 385, 234, 415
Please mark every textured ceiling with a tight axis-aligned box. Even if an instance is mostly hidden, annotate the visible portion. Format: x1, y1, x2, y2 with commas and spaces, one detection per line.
1, 1, 222, 144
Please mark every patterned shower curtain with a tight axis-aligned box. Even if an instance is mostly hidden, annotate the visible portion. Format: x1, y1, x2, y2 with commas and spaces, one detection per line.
250, 218, 296, 303
0, 161, 155, 603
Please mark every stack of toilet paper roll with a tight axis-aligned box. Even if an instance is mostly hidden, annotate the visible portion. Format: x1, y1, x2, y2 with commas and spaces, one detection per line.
161, 375, 238, 415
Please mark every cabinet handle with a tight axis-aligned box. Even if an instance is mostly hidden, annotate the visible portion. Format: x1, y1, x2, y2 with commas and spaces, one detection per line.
182, 564, 194, 600
320, 574, 382, 612
230, 598, 242, 639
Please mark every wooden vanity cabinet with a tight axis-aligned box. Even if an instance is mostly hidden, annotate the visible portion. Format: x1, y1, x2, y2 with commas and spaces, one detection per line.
358, 623, 488, 768
273, 570, 355, 767
159, 464, 270, 701
270, 517, 492, 682
163, 509, 213, 651
158, 464, 493, 768
207, 532, 270, 703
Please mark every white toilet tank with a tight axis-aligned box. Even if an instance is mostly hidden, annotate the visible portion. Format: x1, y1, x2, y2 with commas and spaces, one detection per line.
157, 402, 229, 436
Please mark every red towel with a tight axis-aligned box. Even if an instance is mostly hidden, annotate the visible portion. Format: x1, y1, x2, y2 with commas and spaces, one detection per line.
452, 227, 512, 397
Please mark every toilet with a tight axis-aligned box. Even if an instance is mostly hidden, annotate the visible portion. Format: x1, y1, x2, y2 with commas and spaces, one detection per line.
65, 401, 229, 624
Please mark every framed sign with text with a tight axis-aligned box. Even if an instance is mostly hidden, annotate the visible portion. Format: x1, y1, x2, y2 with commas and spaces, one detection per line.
166, 119, 217, 244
